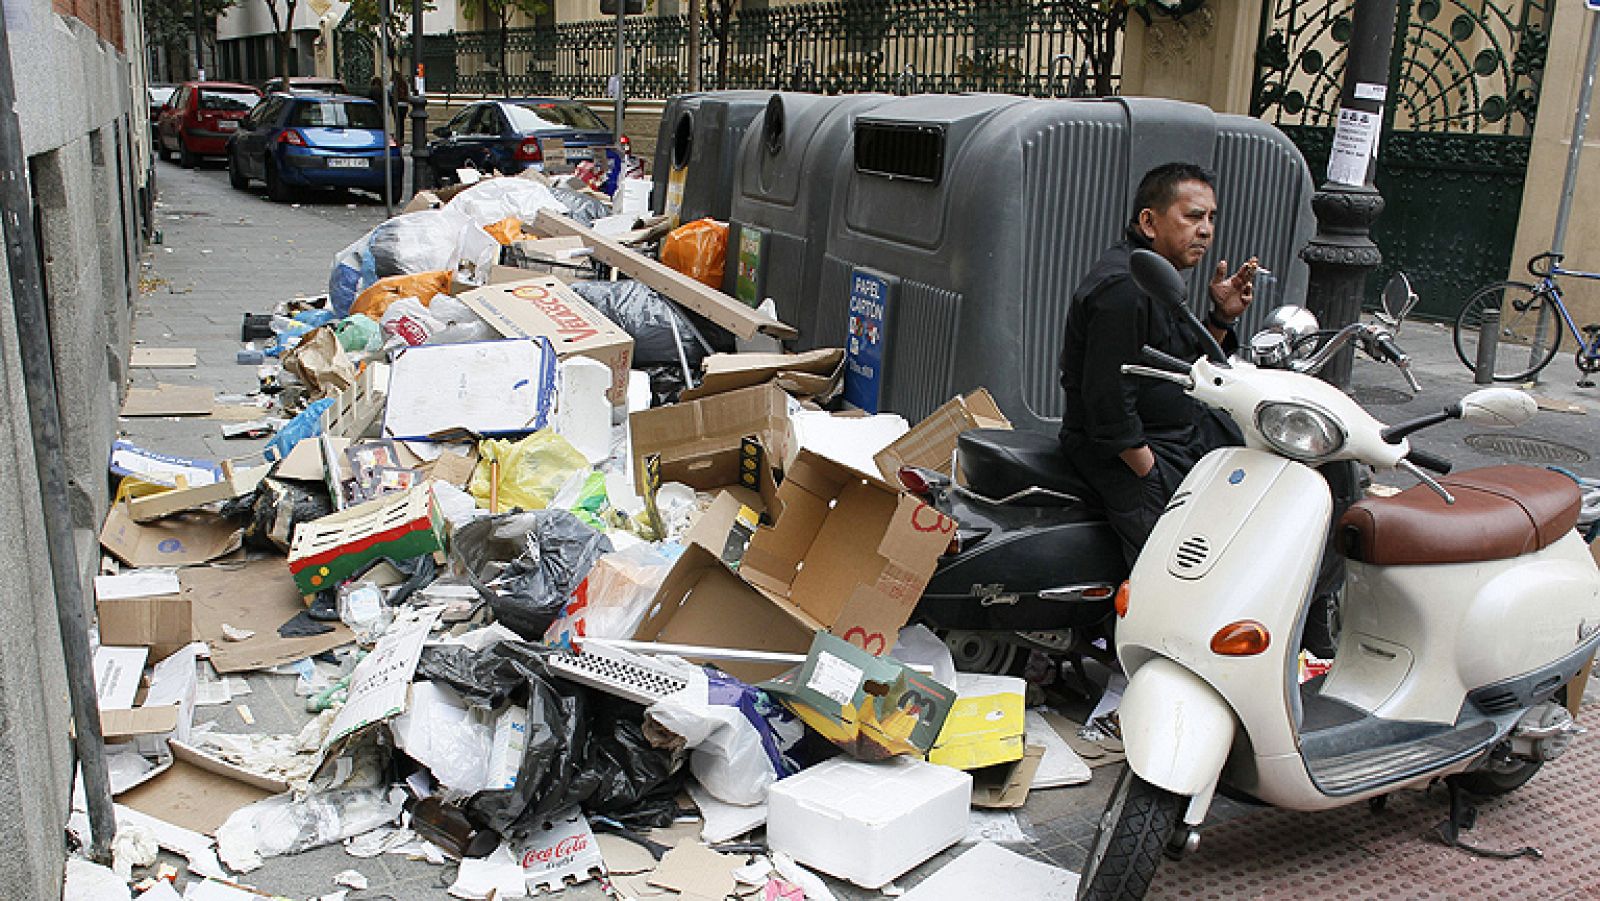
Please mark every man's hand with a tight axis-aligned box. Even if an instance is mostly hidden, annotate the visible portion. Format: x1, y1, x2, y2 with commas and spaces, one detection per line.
1120, 445, 1156, 478
1208, 257, 1260, 323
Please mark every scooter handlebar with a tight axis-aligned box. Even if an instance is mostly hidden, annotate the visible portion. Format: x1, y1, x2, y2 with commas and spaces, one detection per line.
1406, 448, 1453, 475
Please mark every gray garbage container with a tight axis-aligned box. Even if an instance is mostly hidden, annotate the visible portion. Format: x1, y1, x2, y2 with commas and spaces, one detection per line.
723, 92, 896, 338
815, 94, 1315, 430
649, 91, 772, 225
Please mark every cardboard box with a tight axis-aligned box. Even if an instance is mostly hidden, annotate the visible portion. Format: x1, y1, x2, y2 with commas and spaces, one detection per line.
739, 449, 956, 654
759, 632, 957, 761
458, 276, 634, 405
874, 388, 1011, 483
928, 674, 1026, 770
96, 587, 193, 663
629, 382, 794, 510
287, 484, 443, 595
680, 348, 845, 403
632, 543, 820, 684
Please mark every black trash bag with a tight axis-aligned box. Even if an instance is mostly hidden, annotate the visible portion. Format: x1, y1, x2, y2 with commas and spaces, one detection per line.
449, 510, 612, 640
220, 476, 333, 553
642, 363, 689, 407
349, 553, 438, 606
549, 188, 611, 226
414, 641, 682, 836
570, 280, 723, 368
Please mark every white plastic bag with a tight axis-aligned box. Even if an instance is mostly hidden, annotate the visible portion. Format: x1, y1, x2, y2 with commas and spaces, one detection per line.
450, 178, 566, 229
215, 786, 406, 873
389, 680, 492, 794
646, 668, 804, 806
544, 543, 674, 645
329, 209, 499, 315
379, 295, 494, 347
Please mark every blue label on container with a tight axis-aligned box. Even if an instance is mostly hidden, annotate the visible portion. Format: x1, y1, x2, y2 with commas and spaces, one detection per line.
843, 269, 890, 412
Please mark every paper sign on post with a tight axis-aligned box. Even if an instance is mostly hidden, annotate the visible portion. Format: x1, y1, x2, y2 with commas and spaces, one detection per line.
1327, 107, 1381, 187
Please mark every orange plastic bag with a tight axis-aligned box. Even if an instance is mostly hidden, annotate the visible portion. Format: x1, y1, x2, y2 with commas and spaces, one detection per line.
660, 218, 728, 289
483, 216, 525, 245
350, 270, 453, 318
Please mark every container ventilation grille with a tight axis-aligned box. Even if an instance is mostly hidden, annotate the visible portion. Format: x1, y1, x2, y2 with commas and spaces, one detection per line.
1175, 536, 1211, 571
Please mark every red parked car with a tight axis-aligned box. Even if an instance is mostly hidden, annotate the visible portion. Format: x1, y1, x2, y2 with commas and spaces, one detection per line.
157, 81, 263, 168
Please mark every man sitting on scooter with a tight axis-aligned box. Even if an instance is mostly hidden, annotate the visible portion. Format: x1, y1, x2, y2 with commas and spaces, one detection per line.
1058, 162, 1259, 567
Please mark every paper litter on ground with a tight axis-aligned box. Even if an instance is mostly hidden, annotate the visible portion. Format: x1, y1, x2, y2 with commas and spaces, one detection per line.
897, 841, 1078, 900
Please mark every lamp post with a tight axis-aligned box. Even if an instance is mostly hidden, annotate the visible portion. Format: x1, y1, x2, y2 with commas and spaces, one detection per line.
410, 0, 428, 192
1300, 0, 1400, 389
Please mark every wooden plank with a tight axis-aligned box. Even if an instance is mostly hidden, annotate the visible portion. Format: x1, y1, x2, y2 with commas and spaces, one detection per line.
130, 347, 198, 368
532, 209, 798, 341
126, 464, 269, 522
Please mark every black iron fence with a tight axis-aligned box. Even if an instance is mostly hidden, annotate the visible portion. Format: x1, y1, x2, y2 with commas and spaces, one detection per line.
387, 0, 1120, 100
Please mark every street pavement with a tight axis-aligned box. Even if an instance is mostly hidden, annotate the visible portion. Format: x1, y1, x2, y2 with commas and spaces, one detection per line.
126, 156, 1600, 899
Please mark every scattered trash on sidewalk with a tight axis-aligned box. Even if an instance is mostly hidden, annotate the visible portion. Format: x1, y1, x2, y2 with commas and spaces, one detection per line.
86, 164, 1133, 901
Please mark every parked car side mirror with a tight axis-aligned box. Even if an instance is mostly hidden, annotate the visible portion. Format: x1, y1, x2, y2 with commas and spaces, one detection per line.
432, 126, 450, 138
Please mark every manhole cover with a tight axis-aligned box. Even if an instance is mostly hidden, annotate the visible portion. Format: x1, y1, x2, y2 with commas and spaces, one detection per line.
1463, 433, 1590, 465
1351, 384, 1412, 406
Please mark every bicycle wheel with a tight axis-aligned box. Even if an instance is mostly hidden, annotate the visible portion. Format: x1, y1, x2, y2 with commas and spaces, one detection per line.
1454, 281, 1562, 382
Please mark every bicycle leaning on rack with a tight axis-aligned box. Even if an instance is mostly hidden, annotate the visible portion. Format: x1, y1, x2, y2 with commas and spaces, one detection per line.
1454, 251, 1600, 383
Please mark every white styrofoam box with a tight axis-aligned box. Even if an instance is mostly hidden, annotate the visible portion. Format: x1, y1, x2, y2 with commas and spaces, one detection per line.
767, 755, 972, 889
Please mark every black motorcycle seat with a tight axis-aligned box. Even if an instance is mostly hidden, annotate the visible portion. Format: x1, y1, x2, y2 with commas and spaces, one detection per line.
959, 429, 1098, 506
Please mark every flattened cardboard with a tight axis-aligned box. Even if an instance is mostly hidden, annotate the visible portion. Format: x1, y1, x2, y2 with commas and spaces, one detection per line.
632, 543, 819, 684
629, 382, 793, 503
121, 384, 215, 417
970, 744, 1045, 809
273, 436, 331, 481
874, 388, 1012, 482
100, 504, 242, 568
457, 276, 635, 404
680, 348, 845, 402
118, 757, 275, 836
425, 446, 479, 488
180, 559, 354, 673
130, 347, 198, 368
739, 449, 956, 653
532, 209, 798, 341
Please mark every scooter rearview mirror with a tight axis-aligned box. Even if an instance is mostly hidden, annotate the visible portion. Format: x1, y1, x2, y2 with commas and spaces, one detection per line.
1128, 249, 1231, 367
1380, 272, 1419, 324
1457, 387, 1537, 428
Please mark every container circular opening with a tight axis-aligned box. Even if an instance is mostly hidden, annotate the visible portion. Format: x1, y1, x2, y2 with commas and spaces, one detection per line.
763, 94, 785, 156
671, 111, 694, 169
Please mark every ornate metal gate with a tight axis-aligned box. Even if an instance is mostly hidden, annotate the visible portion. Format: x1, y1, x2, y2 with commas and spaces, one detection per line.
333, 11, 376, 95
1252, 0, 1552, 320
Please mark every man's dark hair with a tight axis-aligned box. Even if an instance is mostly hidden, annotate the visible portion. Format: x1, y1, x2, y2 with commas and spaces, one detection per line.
1128, 162, 1215, 231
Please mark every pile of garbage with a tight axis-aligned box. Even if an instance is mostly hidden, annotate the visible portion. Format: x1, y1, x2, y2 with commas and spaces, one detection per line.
75, 166, 1107, 900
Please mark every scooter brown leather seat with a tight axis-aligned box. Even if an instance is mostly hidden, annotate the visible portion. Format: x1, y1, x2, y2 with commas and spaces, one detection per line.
1339, 465, 1580, 566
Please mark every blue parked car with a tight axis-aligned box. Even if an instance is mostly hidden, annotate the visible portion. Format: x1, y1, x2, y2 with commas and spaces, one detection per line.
426, 98, 613, 185
226, 93, 404, 202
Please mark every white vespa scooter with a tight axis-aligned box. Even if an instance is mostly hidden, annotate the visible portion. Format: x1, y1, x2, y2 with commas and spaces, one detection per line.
1076, 251, 1600, 901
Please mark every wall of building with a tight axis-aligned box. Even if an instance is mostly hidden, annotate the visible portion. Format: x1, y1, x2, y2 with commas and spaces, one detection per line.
1510, 2, 1600, 325
0, 0, 143, 895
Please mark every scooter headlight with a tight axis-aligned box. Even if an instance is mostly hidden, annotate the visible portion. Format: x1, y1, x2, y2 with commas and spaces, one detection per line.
1255, 402, 1346, 461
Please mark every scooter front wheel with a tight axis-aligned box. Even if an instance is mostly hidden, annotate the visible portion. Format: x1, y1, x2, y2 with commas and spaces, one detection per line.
1078, 766, 1183, 901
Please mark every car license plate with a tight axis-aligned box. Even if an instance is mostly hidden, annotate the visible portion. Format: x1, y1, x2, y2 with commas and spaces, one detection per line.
327, 158, 367, 169
218, 120, 238, 131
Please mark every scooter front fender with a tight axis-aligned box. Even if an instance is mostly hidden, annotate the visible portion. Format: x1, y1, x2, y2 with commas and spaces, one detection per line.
1122, 656, 1236, 797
